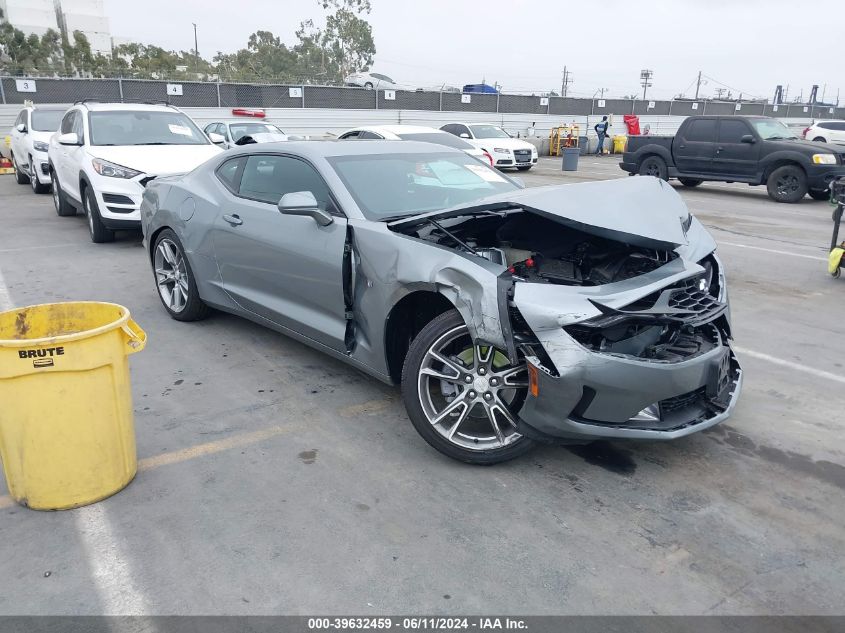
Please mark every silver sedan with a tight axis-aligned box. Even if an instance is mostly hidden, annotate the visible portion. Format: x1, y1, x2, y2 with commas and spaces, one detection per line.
140, 141, 741, 464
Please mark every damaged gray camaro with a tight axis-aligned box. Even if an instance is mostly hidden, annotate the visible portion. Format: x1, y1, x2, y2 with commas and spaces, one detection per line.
140, 140, 742, 464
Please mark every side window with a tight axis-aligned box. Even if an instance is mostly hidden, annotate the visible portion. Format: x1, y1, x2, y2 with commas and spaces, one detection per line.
14, 111, 25, 127
238, 155, 332, 209
684, 119, 717, 142
440, 125, 455, 136
203, 123, 216, 135
216, 157, 245, 193
359, 131, 382, 139
457, 125, 472, 138
818, 123, 832, 130
718, 120, 750, 143
60, 111, 75, 134
340, 131, 361, 139
833, 122, 845, 131
71, 111, 84, 142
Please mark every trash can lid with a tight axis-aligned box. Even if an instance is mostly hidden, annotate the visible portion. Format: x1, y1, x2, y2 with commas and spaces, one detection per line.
0, 301, 131, 347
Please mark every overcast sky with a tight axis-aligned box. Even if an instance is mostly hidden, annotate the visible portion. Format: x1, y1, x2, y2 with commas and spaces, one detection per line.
105, 0, 842, 103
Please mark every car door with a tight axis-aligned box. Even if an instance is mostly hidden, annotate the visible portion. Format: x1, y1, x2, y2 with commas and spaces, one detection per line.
55, 110, 83, 198
211, 153, 349, 352
10, 110, 27, 163
673, 118, 717, 174
712, 118, 760, 178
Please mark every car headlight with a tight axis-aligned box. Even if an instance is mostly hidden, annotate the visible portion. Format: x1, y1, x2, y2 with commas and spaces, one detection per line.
91, 158, 142, 179
812, 153, 836, 165
493, 147, 511, 154
33, 140, 49, 152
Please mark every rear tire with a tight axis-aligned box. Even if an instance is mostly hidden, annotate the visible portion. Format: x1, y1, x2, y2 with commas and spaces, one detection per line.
51, 169, 77, 217
638, 156, 668, 180
152, 229, 210, 321
12, 154, 30, 185
808, 189, 830, 201
83, 186, 115, 243
401, 310, 535, 465
679, 178, 702, 187
813, 137, 828, 143
766, 165, 807, 203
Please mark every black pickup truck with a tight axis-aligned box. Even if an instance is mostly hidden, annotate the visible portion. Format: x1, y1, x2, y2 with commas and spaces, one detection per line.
619, 115, 845, 202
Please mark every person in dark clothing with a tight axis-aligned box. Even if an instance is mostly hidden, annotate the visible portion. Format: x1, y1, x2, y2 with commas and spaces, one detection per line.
594, 115, 610, 155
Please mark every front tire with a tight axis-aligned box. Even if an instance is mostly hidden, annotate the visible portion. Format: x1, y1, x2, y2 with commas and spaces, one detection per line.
638, 156, 668, 180
767, 165, 807, 203
813, 137, 828, 143
152, 229, 210, 321
679, 178, 702, 187
51, 169, 77, 216
83, 186, 115, 243
30, 156, 50, 194
401, 310, 535, 465
12, 154, 30, 185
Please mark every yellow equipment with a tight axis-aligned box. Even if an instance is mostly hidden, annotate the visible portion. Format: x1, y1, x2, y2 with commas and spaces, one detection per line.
612, 134, 628, 154
0, 302, 146, 510
550, 124, 580, 156
828, 247, 844, 278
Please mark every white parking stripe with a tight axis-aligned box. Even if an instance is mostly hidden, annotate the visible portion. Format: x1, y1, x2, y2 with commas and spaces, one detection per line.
733, 346, 845, 385
717, 241, 827, 261
0, 268, 12, 311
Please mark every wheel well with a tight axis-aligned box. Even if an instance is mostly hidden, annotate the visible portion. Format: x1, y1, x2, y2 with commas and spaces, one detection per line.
813, 136, 827, 142
637, 153, 664, 168
384, 291, 456, 384
147, 226, 171, 262
762, 160, 805, 184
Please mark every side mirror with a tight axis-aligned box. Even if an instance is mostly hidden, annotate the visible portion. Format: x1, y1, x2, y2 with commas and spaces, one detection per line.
16, 123, 27, 133
277, 191, 333, 226
740, 134, 756, 144
58, 132, 80, 146
208, 132, 225, 145
459, 133, 470, 139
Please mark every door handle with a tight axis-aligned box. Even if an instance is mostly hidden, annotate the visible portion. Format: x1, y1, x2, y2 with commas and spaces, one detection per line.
222, 213, 243, 226
716, 146, 724, 152
678, 144, 686, 149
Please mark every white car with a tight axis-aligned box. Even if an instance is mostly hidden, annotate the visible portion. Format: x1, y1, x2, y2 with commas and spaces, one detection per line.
345, 71, 400, 91
440, 123, 538, 171
9, 105, 66, 193
203, 119, 288, 149
805, 120, 845, 145
48, 102, 222, 243
337, 125, 493, 166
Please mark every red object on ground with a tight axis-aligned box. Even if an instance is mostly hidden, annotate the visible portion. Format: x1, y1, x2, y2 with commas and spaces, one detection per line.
0, 157, 12, 168
231, 108, 266, 118
623, 114, 641, 136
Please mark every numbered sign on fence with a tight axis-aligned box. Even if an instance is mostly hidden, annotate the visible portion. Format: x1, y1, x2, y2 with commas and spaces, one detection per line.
384, 90, 396, 101
648, 101, 655, 109
597, 99, 606, 108
289, 87, 302, 98
691, 102, 699, 110
772, 105, 779, 112
735, 103, 742, 111
461, 94, 471, 104
166, 84, 183, 96
15, 79, 36, 93
540, 97, 549, 106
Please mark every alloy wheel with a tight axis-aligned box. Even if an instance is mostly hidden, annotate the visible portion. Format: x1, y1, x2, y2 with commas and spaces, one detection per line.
776, 174, 799, 197
154, 238, 190, 313
417, 324, 527, 451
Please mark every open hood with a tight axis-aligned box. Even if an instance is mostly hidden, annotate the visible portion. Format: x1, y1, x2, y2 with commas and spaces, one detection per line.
390, 176, 691, 251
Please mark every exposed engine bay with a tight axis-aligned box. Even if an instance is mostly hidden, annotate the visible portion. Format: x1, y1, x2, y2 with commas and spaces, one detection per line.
393, 210, 678, 286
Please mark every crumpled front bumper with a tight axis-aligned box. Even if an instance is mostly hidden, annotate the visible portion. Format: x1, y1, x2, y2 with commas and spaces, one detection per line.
516, 335, 742, 441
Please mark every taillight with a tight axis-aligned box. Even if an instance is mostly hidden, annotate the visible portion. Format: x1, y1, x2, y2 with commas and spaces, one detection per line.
482, 150, 493, 166
803, 127, 811, 139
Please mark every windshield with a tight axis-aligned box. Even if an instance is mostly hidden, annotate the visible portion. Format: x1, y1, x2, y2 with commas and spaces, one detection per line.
230, 122, 284, 141
31, 110, 64, 132
328, 152, 518, 220
397, 132, 475, 150
751, 119, 798, 140
89, 111, 209, 146
469, 124, 509, 139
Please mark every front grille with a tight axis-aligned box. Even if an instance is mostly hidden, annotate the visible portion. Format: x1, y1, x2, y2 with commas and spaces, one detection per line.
497, 159, 513, 165
624, 275, 726, 326
513, 149, 532, 162
102, 193, 134, 205
668, 278, 722, 315
40, 163, 50, 175
661, 387, 706, 414
107, 206, 135, 214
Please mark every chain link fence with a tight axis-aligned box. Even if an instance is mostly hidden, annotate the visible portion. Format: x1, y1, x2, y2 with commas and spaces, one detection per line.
1, 76, 842, 120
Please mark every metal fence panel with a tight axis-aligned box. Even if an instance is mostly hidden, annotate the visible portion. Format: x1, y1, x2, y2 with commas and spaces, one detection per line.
633, 100, 671, 115
217, 83, 301, 109
383, 89, 439, 110
549, 97, 592, 116
440, 92, 497, 113
701, 101, 736, 116
498, 94, 547, 114
1, 77, 121, 104
670, 101, 705, 116
305, 86, 374, 109
120, 80, 218, 107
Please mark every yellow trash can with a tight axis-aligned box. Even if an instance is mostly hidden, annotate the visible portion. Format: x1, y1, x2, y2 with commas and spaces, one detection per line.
0, 302, 146, 510
613, 135, 628, 154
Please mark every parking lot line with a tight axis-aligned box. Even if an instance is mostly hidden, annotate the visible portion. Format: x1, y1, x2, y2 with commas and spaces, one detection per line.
0, 243, 80, 254
733, 346, 845, 386
717, 241, 827, 262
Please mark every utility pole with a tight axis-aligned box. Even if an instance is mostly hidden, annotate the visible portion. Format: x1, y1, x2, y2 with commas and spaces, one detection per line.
715, 87, 725, 100
640, 69, 653, 101
694, 70, 702, 100
561, 67, 573, 97
192, 23, 199, 74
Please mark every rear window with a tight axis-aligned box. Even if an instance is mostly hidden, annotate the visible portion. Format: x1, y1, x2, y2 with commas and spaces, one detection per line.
397, 132, 475, 150
684, 119, 716, 142
31, 110, 64, 132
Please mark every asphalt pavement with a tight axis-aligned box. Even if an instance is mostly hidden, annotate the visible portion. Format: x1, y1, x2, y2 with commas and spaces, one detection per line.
0, 157, 843, 615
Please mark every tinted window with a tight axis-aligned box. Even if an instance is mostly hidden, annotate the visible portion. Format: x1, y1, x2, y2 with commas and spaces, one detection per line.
339, 131, 361, 139
238, 155, 332, 207
718, 120, 750, 143
60, 111, 76, 134
825, 122, 845, 131
397, 132, 475, 150
216, 157, 245, 192
359, 131, 383, 139
327, 152, 519, 220
89, 111, 208, 146
684, 119, 717, 142
72, 111, 84, 141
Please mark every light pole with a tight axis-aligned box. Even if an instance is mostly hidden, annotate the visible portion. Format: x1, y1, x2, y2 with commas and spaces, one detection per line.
192, 23, 199, 74
640, 69, 653, 102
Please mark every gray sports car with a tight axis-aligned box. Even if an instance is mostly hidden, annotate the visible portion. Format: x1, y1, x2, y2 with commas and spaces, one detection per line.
140, 140, 741, 464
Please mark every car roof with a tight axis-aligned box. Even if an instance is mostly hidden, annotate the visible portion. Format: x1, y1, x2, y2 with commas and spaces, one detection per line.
229, 139, 465, 159
28, 105, 67, 112
218, 119, 279, 125
373, 125, 447, 134
77, 102, 180, 112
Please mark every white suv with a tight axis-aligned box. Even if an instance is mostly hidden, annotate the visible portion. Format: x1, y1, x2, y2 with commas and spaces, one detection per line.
48, 102, 222, 243
805, 120, 845, 145
440, 122, 538, 170
9, 105, 66, 194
